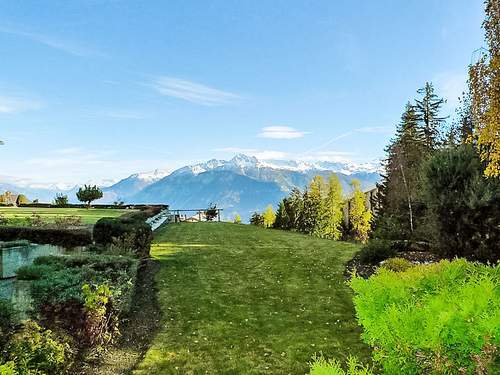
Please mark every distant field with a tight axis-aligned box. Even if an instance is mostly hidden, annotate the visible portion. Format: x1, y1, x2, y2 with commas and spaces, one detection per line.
0, 207, 132, 225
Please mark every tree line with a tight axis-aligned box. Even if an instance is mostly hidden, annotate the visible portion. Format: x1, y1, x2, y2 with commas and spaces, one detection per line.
373, 0, 499, 262
250, 176, 372, 243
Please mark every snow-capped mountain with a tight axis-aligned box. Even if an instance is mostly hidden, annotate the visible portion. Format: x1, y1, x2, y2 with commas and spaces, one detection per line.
0, 155, 381, 220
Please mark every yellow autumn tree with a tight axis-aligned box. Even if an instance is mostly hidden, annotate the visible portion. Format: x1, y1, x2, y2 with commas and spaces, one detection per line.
348, 180, 372, 243
263, 205, 276, 228
469, 0, 500, 177
233, 213, 241, 224
318, 174, 345, 239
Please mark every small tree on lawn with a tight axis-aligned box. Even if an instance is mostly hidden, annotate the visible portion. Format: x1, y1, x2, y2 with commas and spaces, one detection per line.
76, 185, 103, 208
250, 212, 264, 226
233, 213, 241, 224
205, 203, 218, 221
349, 179, 372, 243
263, 204, 276, 228
53, 194, 68, 207
16, 194, 30, 205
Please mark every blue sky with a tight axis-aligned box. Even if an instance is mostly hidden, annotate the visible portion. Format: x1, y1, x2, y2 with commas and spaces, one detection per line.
0, 0, 485, 184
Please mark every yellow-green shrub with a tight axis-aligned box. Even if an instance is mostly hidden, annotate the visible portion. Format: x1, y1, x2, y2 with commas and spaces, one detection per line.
309, 355, 374, 375
380, 257, 413, 272
350, 259, 500, 374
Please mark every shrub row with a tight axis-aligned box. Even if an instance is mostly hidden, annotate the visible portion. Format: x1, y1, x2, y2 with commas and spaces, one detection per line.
93, 215, 154, 257
0, 226, 92, 247
350, 259, 500, 374
19, 203, 167, 210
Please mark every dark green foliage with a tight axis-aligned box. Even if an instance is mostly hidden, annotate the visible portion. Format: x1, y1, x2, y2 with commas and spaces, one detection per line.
76, 184, 103, 208
274, 188, 302, 230
16, 264, 54, 280
21, 254, 137, 340
53, 193, 69, 207
358, 239, 397, 264
249, 212, 264, 226
421, 145, 500, 262
205, 203, 218, 221
0, 226, 92, 247
350, 259, 500, 374
93, 216, 153, 257
415, 82, 447, 151
0, 299, 15, 346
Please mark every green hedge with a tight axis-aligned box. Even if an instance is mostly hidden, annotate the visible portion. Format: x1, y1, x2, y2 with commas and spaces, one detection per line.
0, 226, 92, 247
350, 259, 500, 374
93, 216, 153, 257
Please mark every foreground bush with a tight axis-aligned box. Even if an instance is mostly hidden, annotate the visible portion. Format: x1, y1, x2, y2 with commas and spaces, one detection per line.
309, 355, 373, 375
16, 254, 137, 348
0, 299, 15, 347
5, 320, 72, 374
350, 259, 500, 374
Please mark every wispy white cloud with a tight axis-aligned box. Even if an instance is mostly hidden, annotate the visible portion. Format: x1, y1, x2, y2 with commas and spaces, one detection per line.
152, 77, 240, 106
301, 126, 393, 156
0, 95, 41, 114
213, 147, 288, 160
258, 126, 308, 139
0, 25, 103, 57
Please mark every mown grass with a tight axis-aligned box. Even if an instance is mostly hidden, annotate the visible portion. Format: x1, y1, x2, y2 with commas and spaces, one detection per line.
0, 207, 130, 225
135, 222, 370, 374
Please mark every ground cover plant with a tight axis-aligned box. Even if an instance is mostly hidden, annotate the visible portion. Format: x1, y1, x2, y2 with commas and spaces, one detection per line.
16, 254, 138, 348
350, 259, 500, 374
134, 222, 371, 374
0, 207, 131, 226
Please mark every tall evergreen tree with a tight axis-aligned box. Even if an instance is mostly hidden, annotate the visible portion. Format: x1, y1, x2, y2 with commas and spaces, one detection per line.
376, 103, 426, 237
415, 82, 447, 151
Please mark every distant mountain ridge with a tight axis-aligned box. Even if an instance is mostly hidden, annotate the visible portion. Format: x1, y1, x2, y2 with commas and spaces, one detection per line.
0, 154, 381, 221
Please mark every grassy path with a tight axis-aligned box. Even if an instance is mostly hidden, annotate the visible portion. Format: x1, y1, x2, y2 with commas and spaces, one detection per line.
135, 222, 370, 374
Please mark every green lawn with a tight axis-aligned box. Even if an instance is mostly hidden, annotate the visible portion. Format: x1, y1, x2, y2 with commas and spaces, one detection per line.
135, 222, 371, 374
0, 207, 131, 225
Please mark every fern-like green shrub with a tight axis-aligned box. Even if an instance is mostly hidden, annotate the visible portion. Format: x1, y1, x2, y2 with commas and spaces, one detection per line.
380, 257, 413, 272
309, 355, 374, 375
350, 259, 500, 374
6, 320, 73, 374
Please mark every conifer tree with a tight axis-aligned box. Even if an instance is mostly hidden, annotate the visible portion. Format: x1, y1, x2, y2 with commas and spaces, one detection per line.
415, 82, 447, 151
376, 103, 426, 236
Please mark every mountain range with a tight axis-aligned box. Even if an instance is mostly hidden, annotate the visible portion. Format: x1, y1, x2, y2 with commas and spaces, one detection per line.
1, 154, 381, 221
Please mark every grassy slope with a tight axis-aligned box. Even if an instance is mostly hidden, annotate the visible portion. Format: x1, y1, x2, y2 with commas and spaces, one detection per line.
0, 207, 129, 225
135, 222, 370, 375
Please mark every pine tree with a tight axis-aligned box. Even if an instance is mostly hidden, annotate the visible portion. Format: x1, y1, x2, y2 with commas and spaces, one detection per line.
318, 174, 344, 239
263, 205, 276, 228
375, 103, 426, 237
349, 179, 372, 243
415, 82, 447, 151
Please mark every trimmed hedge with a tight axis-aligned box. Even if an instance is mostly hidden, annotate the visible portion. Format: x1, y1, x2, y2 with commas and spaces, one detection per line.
93, 217, 153, 257
18, 203, 167, 210
0, 226, 92, 247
